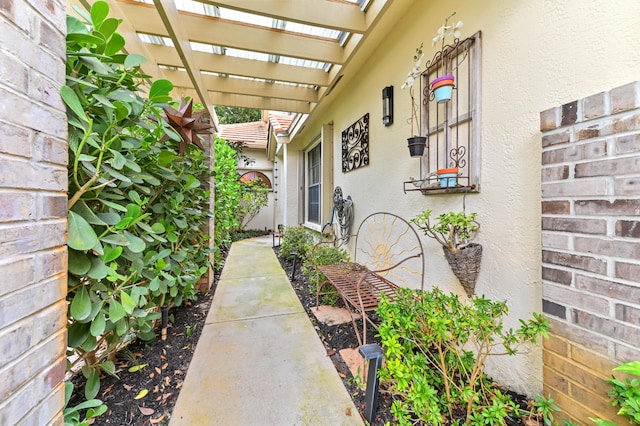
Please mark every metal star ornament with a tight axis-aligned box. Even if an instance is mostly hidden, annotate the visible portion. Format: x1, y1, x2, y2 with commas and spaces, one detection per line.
161, 98, 212, 156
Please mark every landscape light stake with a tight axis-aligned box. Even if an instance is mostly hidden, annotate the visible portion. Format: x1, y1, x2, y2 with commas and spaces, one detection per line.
359, 343, 384, 423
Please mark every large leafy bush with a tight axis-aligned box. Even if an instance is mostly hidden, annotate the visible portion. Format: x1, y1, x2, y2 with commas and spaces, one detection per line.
64, 1, 211, 400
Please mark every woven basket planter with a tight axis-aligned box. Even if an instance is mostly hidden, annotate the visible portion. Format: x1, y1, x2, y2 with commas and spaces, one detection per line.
442, 243, 482, 298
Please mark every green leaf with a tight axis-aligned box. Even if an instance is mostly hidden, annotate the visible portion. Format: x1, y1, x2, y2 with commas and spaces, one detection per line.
90, 1, 109, 29
110, 150, 127, 170
97, 18, 120, 41
60, 86, 89, 123
96, 212, 121, 225
107, 88, 136, 103
88, 257, 110, 280
71, 200, 106, 225
614, 361, 640, 376
108, 299, 126, 322
100, 233, 129, 246
66, 15, 89, 36
124, 53, 146, 70
68, 211, 100, 250
151, 223, 166, 233
66, 33, 106, 45
125, 203, 142, 219
149, 79, 173, 102
68, 249, 91, 275
85, 369, 100, 400
67, 322, 91, 348
124, 231, 146, 253
79, 55, 113, 75
115, 318, 128, 336
99, 360, 117, 377
92, 93, 115, 109
70, 286, 92, 321
128, 363, 147, 373
120, 291, 136, 314
90, 312, 106, 337
100, 200, 128, 212
101, 245, 123, 263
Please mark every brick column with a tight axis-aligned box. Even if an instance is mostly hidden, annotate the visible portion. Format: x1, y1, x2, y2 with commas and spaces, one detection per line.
540, 81, 640, 423
0, 1, 68, 424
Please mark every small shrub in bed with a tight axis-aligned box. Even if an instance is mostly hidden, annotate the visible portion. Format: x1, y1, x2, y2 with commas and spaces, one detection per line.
377, 287, 552, 425
280, 226, 313, 260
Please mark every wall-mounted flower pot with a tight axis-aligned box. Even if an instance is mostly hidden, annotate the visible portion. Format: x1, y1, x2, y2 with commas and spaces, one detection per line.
443, 243, 483, 298
431, 74, 455, 103
437, 167, 459, 187
407, 136, 427, 157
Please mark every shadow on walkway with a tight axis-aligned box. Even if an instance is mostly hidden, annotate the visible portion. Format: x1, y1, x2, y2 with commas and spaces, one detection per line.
170, 236, 363, 425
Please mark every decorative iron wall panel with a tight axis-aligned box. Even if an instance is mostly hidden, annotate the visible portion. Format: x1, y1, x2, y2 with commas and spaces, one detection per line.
342, 113, 369, 173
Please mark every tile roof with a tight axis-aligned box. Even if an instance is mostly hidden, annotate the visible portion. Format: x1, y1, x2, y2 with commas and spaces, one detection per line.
218, 121, 268, 149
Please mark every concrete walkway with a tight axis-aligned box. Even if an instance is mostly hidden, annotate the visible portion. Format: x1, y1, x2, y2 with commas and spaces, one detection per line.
170, 236, 363, 426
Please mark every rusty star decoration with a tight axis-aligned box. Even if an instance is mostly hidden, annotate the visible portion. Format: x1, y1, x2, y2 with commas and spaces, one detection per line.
160, 98, 213, 156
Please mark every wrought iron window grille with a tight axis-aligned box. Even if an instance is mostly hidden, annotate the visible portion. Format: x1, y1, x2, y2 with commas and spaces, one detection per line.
404, 31, 481, 194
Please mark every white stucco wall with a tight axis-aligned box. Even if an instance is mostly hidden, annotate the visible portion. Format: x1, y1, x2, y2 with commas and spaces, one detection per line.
284, 0, 640, 395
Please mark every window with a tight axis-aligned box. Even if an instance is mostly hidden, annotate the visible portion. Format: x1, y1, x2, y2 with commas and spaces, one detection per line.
307, 143, 321, 224
404, 31, 481, 194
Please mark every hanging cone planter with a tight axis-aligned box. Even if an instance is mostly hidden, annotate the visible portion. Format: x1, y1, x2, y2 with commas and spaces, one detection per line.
442, 243, 482, 298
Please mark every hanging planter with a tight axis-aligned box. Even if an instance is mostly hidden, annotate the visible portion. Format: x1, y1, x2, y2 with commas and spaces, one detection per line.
431, 74, 455, 103
437, 167, 459, 187
442, 243, 482, 298
412, 209, 481, 298
407, 136, 427, 157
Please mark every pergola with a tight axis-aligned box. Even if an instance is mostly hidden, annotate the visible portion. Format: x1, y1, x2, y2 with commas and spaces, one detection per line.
68, 0, 414, 125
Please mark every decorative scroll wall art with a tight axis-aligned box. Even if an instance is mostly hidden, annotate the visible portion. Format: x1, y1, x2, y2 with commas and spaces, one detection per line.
342, 113, 369, 173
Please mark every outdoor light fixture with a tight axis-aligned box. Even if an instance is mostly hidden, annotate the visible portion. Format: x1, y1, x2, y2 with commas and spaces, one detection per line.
382, 85, 393, 126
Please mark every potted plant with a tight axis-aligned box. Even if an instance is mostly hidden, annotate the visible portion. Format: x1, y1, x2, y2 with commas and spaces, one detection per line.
430, 12, 463, 103
411, 209, 481, 297
437, 167, 459, 187
401, 43, 427, 157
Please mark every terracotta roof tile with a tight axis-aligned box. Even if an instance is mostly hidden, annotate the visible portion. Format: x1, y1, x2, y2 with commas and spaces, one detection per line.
218, 121, 268, 149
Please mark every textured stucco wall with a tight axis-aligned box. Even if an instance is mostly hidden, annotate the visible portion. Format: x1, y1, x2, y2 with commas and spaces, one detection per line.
286, 0, 640, 395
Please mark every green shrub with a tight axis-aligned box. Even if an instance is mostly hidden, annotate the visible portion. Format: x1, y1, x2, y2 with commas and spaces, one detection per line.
377, 287, 550, 425
64, 0, 210, 402
280, 226, 313, 260
302, 245, 349, 305
591, 361, 640, 425
213, 136, 241, 267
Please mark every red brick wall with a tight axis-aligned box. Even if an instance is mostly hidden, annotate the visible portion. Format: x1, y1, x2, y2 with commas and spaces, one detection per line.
541, 81, 640, 424
0, 0, 68, 424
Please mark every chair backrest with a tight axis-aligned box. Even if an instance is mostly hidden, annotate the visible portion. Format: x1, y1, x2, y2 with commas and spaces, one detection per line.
353, 212, 425, 290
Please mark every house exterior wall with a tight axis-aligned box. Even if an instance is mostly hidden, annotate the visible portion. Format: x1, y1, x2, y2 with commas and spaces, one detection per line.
238, 148, 275, 231
0, 0, 68, 424
285, 0, 640, 399
540, 81, 640, 424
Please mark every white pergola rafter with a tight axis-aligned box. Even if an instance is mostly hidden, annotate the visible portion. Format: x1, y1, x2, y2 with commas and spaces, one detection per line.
68, 0, 412, 116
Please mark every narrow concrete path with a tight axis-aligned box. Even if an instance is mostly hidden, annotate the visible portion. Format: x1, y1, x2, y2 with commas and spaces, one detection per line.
170, 236, 363, 425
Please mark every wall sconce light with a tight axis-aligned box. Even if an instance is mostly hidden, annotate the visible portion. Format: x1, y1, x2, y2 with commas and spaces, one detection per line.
382, 85, 393, 127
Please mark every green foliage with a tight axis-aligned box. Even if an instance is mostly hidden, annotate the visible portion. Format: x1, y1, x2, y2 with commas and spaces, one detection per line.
376, 287, 550, 425
412, 209, 479, 252
237, 178, 269, 231
280, 226, 314, 261
532, 395, 561, 425
607, 361, 640, 423
213, 136, 241, 267
215, 105, 262, 124
63, 381, 108, 426
302, 245, 349, 305
65, 0, 210, 402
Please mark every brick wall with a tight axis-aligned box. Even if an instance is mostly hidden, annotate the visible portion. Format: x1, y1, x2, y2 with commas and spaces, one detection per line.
0, 0, 68, 425
541, 81, 640, 423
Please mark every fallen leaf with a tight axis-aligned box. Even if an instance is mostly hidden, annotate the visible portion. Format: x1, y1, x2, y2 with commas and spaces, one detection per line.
345, 408, 352, 416
150, 414, 166, 424
162, 393, 173, 402
128, 364, 147, 373
338, 372, 346, 378
138, 406, 154, 416
149, 373, 155, 379
155, 367, 161, 374
174, 370, 183, 375
153, 385, 160, 393
134, 389, 148, 400
103, 384, 114, 394
327, 349, 336, 356
123, 384, 133, 391
161, 363, 168, 370
160, 355, 166, 360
